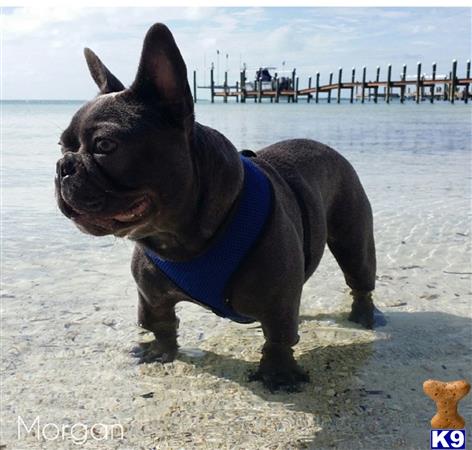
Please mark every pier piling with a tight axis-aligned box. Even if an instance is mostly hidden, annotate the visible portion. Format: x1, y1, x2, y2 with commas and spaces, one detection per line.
328, 72, 333, 103
224, 71, 228, 103
337, 67, 342, 104
416, 62, 422, 103
451, 59, 457, 104
291, 69, 296, 102
350, 67, 355, 103
240, 69, 246, 103
465, 60, 470, 104
374, 66, 380, 103
210, 67, 215, 103
400, 64, 407, 103
431, 62, 436, 103
386, 64, 392, 103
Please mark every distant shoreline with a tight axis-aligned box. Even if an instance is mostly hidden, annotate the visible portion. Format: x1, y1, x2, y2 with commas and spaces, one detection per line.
0, 99, 87, 104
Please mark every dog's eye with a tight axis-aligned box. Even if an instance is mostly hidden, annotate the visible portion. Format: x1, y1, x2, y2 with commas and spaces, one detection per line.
95, 138, 117, 154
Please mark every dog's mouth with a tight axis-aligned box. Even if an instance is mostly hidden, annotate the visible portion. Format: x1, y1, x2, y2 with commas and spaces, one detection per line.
62, 195, 154, 236
111, 197, 151, 223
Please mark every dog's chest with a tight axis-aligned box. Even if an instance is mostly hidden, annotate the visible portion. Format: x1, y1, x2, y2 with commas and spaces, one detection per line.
145, 156, 272, 323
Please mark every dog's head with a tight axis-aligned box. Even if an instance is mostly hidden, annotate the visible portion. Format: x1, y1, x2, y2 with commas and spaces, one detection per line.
55, 24, 196, 240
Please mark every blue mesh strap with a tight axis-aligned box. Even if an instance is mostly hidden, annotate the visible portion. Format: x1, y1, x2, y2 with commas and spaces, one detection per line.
145, 155, 272, 323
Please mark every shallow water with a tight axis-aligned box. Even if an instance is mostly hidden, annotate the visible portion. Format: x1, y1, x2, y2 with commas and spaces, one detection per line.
2, 101, 470, 299
2, 100, 471, 449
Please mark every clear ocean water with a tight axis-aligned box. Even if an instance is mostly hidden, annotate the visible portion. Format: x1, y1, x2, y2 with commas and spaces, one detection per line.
2, 99, 471, 450
2, 100, 471, 296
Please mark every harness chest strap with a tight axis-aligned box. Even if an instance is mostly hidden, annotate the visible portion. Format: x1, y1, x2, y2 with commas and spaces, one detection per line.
145, 154, 272, 323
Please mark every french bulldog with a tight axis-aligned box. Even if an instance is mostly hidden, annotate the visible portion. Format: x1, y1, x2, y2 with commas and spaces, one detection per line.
55, 23, 377, 392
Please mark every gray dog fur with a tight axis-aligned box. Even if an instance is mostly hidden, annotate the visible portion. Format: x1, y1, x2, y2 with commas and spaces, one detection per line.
55, 23, 377, 391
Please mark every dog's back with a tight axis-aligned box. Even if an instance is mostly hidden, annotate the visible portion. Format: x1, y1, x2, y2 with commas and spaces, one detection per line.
258, 138, 365, 220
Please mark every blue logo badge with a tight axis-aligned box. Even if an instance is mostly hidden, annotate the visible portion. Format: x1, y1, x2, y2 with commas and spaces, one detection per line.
431, 430, 466, 449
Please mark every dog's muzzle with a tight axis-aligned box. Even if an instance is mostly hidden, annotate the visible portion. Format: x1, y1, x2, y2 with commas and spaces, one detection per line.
57, 152, 79, 179
56, 152, 106, 214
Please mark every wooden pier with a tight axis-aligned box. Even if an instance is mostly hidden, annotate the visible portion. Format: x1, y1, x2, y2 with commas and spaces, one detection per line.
193, 60, 471, 104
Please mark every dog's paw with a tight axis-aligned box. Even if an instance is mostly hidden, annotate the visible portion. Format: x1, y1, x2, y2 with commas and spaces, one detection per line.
248, 364, 310, 393
348, 300, 386, 329
130, 340, 178, 364
348, 291, 376, 329
348, 305, 374, 329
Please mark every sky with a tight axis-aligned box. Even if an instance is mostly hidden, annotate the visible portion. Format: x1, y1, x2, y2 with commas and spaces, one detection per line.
2, 7, 471, 100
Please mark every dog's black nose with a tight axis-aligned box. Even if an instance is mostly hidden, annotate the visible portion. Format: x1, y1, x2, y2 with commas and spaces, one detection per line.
59, 154, 77, 178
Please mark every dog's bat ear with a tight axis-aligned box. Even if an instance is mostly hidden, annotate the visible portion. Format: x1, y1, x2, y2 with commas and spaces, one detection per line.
84, 48, 125, 94
131, 23, 193, 120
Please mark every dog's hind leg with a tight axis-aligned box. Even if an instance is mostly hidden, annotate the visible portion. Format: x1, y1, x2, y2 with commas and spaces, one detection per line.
246, 279, 310, 392
249, 310, 310, 392
327, 193, 377, 329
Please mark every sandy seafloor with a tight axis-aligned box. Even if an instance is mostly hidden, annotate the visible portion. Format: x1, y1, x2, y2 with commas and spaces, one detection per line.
1, 101, 471, 449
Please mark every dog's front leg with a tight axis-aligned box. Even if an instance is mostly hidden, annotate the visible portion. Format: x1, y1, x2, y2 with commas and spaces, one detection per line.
131, 292, 179, 364
249, 316, 309, 392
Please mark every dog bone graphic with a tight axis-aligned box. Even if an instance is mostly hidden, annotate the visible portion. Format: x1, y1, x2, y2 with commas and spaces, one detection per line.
423, 379, 470, 429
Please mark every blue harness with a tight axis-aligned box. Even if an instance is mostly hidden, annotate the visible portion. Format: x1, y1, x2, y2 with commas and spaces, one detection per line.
145, 155, 272, 323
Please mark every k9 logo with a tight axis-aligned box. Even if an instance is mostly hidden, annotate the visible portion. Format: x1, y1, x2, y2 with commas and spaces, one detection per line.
431, 430, 466, 449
